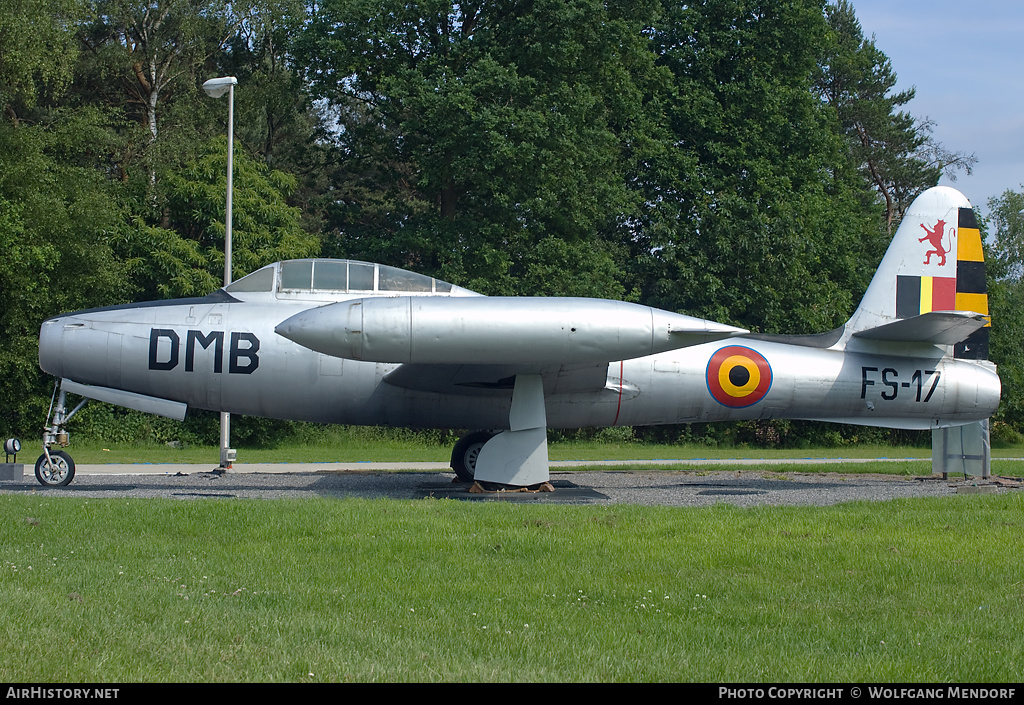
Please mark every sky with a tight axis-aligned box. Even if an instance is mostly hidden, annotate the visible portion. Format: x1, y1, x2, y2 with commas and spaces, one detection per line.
849, 0, 1024, 214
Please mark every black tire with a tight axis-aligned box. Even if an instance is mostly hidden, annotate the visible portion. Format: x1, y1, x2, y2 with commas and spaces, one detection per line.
450, 431, 496, 482
35, 451, 75, 487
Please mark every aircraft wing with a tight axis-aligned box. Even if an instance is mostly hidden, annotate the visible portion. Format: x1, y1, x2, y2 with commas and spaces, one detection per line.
381, 361, 613, 396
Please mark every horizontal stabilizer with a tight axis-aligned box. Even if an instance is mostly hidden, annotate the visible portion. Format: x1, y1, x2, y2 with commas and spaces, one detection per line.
61, 378, 187, 421
852, 310, 989, 345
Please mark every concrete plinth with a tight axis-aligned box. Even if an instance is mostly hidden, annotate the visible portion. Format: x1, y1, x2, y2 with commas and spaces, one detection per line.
956, 484, 997, 495
0, 463, 26, 481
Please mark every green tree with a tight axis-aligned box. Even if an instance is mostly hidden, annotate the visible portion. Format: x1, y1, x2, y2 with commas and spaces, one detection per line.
297, 0, 665, 298
220, 0, 314, 166
70, 0, 255, 206
634, 0, 881, 334
815, 0, 975, 232
75, 0, 238, 142
0, 0, 82, 117
985, 190, 1024, 436
66, 0, 322, 301
119, 136, 319, 299
0, 0, 135, 435
215, 0, 335, 233
0, 111, 133, 435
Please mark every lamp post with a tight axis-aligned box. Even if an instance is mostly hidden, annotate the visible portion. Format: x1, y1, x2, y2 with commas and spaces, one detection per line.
202, 76, 237, 471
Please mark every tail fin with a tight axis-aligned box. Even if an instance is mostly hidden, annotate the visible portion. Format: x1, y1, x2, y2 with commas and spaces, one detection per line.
845, 186, 990, 359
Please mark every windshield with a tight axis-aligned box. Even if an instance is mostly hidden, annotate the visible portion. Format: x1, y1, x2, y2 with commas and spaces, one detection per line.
226, 259, 456, 295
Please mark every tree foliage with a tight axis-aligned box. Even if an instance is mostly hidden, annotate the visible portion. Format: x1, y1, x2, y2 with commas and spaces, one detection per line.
631, 0, 883, 333
296, 0, 664, 298
815, 0, 976, 232
129, 136, 319, 299
0, 0, 1003, 442
0, 111, 133, 432
0, 0, 82, 115
985, 190, 1024, 437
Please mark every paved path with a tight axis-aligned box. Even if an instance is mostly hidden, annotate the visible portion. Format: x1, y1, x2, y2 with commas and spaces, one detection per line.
2, 459, 1020, 507
46, 455, 964, 476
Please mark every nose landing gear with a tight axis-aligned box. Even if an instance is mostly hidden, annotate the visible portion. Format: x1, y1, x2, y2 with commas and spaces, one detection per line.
36, 382, 86, 487
35, 450, 75, 487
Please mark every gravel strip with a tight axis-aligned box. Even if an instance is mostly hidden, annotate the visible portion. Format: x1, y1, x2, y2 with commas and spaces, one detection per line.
2, 469, 1018, 507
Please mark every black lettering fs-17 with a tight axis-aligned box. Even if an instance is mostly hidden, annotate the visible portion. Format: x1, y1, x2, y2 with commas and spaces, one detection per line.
148, 329, 260, 374
861, 366, 940, 403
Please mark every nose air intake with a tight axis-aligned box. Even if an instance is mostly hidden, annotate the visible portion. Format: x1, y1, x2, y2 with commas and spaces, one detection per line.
38, 317, 69, 378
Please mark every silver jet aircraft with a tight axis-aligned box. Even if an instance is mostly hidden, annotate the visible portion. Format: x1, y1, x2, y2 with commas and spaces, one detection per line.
35, 186, 1000, 487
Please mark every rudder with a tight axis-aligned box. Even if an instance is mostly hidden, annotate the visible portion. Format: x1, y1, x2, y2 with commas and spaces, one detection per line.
952, 208, 989, 359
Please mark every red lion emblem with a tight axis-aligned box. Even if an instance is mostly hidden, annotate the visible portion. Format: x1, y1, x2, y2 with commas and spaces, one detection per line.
919, 219, 952, 266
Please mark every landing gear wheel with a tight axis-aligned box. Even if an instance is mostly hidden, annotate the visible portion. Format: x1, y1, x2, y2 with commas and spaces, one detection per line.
35, 451, 75, 487
450, 431, 496, 483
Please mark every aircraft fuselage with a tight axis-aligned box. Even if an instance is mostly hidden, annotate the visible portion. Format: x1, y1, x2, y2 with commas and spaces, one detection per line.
38, 295, 1000, 433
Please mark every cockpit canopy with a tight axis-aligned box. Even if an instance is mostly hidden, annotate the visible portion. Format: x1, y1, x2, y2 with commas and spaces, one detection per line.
224, 259, 479, 301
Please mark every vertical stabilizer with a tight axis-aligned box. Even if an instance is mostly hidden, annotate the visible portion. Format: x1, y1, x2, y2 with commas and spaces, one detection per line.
845, 186, 989, 358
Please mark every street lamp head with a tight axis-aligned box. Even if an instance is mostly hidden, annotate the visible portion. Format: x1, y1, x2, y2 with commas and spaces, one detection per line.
202, 76, 237, 99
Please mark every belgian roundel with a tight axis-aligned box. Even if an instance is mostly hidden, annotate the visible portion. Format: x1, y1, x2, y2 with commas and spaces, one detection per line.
706, 346, 772, 408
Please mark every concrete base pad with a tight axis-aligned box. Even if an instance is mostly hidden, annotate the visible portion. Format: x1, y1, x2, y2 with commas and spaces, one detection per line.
418, 478, 607, 503
956, 484, 998, 495
0, 464, 26, 481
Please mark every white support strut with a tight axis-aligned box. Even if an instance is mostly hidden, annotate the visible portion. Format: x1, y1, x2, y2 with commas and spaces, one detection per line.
474, 374, 550, 487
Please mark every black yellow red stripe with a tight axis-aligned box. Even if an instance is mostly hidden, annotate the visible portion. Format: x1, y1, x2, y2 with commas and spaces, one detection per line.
896, 275, 957, 317
954, 207, 989, 359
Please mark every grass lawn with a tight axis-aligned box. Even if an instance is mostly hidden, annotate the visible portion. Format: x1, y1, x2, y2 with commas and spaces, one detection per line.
1, 492, 1022, 682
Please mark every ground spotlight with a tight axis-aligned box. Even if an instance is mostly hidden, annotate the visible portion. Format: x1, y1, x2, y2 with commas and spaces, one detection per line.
4, 438, 21, 462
